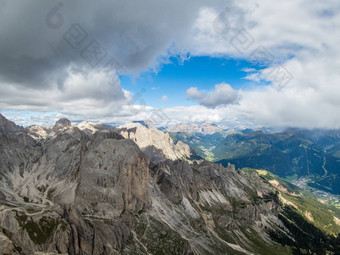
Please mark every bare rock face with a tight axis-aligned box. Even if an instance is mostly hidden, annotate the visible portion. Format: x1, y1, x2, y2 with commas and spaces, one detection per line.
26, 125, 50, 140
119, 122, 192, 162
76, 132, 151, 217
0, 126, 42, 204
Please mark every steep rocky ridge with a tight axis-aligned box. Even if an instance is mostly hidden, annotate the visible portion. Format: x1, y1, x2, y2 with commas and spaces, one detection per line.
27, 119, 192, 164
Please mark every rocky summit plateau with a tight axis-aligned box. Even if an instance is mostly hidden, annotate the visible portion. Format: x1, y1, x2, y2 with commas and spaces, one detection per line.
1, 114, 340, 255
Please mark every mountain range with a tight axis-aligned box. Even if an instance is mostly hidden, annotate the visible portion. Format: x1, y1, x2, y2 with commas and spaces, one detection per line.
169, 125, 340, 197
1, 114, 340, 254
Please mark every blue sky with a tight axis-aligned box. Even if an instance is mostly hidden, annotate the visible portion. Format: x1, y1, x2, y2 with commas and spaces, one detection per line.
121, 56, 264, 108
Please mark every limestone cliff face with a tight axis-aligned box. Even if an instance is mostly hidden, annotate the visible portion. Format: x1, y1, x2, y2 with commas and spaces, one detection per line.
76, 132, 151, 216
119, 122, 191, 162
0, 116, 151, 255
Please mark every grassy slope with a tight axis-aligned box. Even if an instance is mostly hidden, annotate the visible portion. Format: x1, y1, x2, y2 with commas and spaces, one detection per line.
242, 168, 340, 236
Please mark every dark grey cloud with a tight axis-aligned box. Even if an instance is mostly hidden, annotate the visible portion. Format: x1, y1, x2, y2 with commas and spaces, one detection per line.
0, 0, 230, 87
0, 0, 233, 119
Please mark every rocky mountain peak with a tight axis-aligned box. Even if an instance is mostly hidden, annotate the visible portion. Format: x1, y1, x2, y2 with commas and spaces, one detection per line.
119, 122, 191, 162
54, 118, 71, 127
53, 118, 72, 132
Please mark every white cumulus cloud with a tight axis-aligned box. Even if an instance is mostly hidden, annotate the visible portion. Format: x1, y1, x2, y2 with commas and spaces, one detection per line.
186, 83, 239, 108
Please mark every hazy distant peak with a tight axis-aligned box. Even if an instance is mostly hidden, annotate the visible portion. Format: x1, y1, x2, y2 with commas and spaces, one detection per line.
167, 122, 223, 135
202, 122, 218, 127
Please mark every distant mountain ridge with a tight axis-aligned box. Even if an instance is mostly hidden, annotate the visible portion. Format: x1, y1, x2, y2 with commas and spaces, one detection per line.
286, 128, 340, 159
166, 122, 224, 135
170, 127, 340, 195
26, 118, 193, 164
